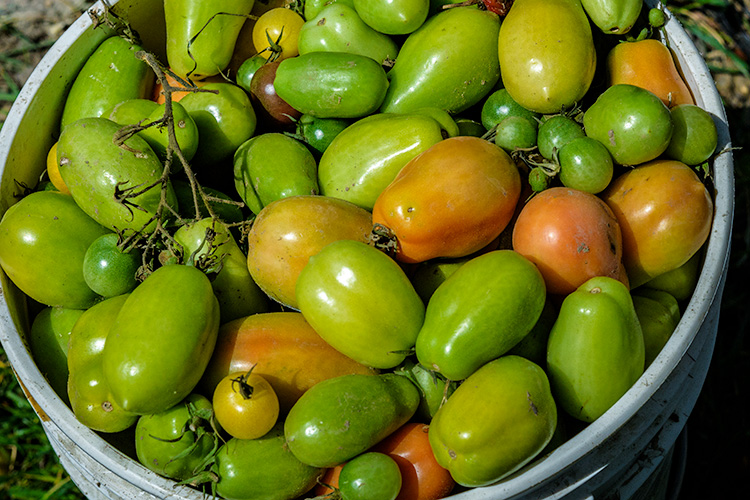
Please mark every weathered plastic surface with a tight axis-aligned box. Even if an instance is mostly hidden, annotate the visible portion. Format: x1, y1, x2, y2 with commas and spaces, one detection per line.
0, 1, 734, 499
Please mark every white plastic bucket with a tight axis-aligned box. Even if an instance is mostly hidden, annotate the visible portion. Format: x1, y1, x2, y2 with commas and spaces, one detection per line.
0, 1, 734, 499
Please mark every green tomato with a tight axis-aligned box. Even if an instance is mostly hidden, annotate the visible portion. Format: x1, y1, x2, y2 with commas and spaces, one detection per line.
164, 0, 256, 79
581, 0, 642, 34
498, 0, 596, 114
179, 82, 258, 166
0, 191, 110, 308
60, 36, 154, 131
295, 114, 351, 155
546, 276, 645, 422
298, 3, 400, 65
284, 373, 419, 467
557, 136, 614, 194
583, 84, 674, 166
353, 0, 429, 35
642, 250, 702, 302
274, 52, 389, 119
428, 355, 557, 487
140, 100, 200, 162
481, 88, 540, 132
665, 104, 718, 165
29, 306, 85, 403
507, 299, 558, 366
536, 114, 585, 160
135, 393, 217, 480
105, 98, 159, 126
380, 6, 500, 114
67, 294, 139, 433
394, 358, 456, 421
632, 288, 680, 368
233, 133, 319, 214
305, 0, 355, 20
215, 424, 322, 500
82, 233, 142, 298
57, 117, 178, 235
296, 240, 425, 369
173, 218, 269, 323
318, 112, 449, 211
416, 250, 547, 381
236, 55, 268, 93
493, 116, 538, 153
102, 264, 220, 415
339, 452, 402, 500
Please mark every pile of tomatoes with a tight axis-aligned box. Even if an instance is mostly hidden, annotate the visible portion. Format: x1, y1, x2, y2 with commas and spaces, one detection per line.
0, 0, 721, 499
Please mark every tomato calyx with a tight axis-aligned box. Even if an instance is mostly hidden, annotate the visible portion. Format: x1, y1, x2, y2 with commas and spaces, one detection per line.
231, 366, 260, 400
259, 26, 286, 62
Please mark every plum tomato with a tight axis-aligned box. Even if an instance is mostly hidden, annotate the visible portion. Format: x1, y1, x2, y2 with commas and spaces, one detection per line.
512, 187, 629, 295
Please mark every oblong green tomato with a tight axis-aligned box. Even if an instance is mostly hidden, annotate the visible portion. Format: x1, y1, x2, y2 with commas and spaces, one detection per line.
215, 424, 322, 500
274, 52, 389, 119
135, 393, 217, 480
284, 373, 419, 467
305, 0, 355, 19
296, 240, 425, 369
353, 0, 429, 35
0, 191, 110, 308
140, 101, 199, 162
105, 98, 159, 126
632, 288, 680, 368
581, 0, 642, 34
298, 3, 399, 65
318, 113, 448, 210
164, 0, 257, 79
498, 0, 596, 114
233, 133, 318, 214
102, 264, 220, 414
60, 36, 154, 131
29, 307, 85, 403
173, 218, 269, 323
179, 82, 258, 166
67, 294, 138, 433
557, 136, 614, 194
583, 84, 673, 166
57, 117, 178, 235
416, 250, 547, 381
546, 276, 645, 422
428, 355, 557, 487
380, 6, 500, 114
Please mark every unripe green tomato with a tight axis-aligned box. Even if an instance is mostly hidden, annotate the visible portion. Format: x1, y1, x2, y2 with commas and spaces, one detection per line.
494, 116, 538, 153
557, 136, 614, 194
537, 114, 585, 160
82, 233, 142, 298
338, 452, 402, 500
665, 104, 718, 166
353, 0, 429, 35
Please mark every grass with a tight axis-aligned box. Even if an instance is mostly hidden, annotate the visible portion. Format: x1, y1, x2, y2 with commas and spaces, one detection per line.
1, 0, 749, 499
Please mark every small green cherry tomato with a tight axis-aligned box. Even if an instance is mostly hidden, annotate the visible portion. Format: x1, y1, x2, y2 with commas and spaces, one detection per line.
296, 114, 351, 154
339, 452, 403, 500
557, 136, 614, 194
665, 104, 718, 165
481, 88, 540, 132
537, 114, 585, 160
236, 55, 269, 94
83, 233, 142, 298
494, 116, 538, 153
213, 370, 280, 440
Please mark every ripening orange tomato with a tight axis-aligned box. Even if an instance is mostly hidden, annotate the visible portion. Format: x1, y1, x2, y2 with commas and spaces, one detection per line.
371, 423, 455, 500
606, 38, 694, 108
512, 187, 629, 296
371, 136, 521, 264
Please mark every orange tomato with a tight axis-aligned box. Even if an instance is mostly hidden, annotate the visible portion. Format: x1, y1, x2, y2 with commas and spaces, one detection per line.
151, 73, 223, 104
601, 159, 713, 288
606, 38, 694, 107
246, 195, 373, 309
312, 464, 344, 496
372, 136, 521, 264
512, 187, 629, 296
199, 312, 376, 414
371, 423, 455, 500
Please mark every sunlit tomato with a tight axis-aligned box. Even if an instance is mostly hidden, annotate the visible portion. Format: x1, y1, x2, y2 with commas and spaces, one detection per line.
252, 7, 305, 62
601, 159, 713, 288
512, 187, 629, 295
338, 452, 402, 500
213, 369, 280, 440
371, 136, 521, 264
606, 38, 694, 107
246, 195, 372, 309
371, 423, 456, 500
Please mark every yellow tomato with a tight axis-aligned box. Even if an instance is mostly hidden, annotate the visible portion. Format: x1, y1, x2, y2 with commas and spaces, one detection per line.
252, 7, 305, 61
213, 370, 280, 440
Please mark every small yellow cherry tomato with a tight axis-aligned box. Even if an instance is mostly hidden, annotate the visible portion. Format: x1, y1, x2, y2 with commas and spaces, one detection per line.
252, 7, 305, 62
213, 369, 280, 440
46, 142, 70, 195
